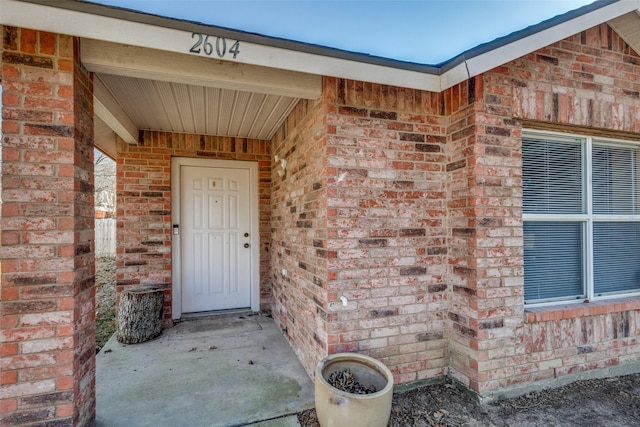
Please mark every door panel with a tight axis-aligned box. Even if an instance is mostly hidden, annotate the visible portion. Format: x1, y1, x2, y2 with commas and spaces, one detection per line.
181, 165, 251, 312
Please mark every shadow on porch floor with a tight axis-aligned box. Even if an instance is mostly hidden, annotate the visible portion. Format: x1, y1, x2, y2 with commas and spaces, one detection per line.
96, 313, 314, 426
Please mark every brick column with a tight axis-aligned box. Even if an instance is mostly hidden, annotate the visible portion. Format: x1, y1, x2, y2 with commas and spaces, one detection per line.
1, 27, 95, 426
446, 75, 524, 394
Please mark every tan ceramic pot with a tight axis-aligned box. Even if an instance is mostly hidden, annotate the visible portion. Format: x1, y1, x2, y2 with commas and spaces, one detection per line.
315, 353, 394, 427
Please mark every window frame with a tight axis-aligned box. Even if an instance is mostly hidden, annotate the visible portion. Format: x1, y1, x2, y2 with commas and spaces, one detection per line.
523, 130, 640, 306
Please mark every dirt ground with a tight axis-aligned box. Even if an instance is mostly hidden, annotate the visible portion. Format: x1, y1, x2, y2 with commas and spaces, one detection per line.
95, 259, 640, 426
95, 256, 116, 352
299, 373, 640, 426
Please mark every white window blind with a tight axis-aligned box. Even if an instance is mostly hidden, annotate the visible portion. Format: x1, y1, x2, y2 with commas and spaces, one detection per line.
523, 132, 640, 304
523, 136, 583, 214
523, 222, 584, 302
593, 222, 640, 295
592, 143, 640, 215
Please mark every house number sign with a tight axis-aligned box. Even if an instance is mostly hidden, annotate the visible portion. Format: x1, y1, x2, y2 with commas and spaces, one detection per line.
189, 33, 240, 59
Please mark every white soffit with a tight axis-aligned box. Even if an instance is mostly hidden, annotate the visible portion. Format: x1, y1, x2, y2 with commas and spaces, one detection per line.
97, 73, 300, 140
81, 38, 317, 142
607, 10, 640, 55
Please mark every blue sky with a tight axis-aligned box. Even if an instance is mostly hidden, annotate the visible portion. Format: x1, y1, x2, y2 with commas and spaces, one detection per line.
90, 0, 595, 64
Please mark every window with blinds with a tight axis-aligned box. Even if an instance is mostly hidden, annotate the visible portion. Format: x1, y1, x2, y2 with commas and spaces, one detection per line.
592, 143, 640, 215
523, 136, 583, 214
523, 222, 584, 302
522, 132, 640, 304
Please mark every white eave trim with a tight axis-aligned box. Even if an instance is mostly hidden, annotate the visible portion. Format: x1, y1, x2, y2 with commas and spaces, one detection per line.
2, 0, 639, 93
459, 0, 640, 84
0, 0, 441, 92
81, 39, 322, 100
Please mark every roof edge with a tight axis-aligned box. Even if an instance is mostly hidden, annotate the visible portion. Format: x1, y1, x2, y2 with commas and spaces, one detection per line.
7, 0, 638, 91
18, 0, 442, 74
440, 0, 626, 73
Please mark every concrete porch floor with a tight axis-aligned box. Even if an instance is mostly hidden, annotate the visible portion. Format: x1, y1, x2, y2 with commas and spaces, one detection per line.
96, 313, 315, 426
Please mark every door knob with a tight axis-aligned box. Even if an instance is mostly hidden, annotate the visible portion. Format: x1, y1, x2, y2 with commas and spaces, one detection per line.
244, 232, 249, 237
244, 243, 250, 248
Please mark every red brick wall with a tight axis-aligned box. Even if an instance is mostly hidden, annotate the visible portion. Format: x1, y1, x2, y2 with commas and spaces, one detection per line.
446, 79, 481, 390
271, 78, 451, 381
4, 22, 640, 427
511, 23, 640, 132
71, 36, 96, 426
1, 27, 95, 426
524, 300, 640, 381
116, 131, 272, 317
270, 95, 329, 374
275, 24, 640, 393
458, 23, 640, 394
444, 73, 525, 393
325, 78, 450, 383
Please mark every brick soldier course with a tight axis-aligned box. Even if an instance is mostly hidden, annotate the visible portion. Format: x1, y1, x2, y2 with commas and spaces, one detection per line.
2, 2, 640, 426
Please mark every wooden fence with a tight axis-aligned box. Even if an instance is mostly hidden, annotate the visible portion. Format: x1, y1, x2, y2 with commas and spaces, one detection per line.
95, 218, 116, 258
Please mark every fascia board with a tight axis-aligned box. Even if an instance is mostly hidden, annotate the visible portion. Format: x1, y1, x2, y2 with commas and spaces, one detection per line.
439, 62, 471, 92
3, 0, 637, 94
81, 40, 323, 100
241, 44, 442, 92
1, 0, 442, 92
464, 0, 640, 81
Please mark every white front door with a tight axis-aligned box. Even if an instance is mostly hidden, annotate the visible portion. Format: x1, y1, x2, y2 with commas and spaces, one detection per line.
180, 164, 252, 312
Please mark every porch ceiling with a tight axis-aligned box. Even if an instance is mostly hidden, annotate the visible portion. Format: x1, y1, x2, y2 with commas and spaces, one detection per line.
93, 75, 300, 159
85, 39, 322, 158
96, 72, 300, 138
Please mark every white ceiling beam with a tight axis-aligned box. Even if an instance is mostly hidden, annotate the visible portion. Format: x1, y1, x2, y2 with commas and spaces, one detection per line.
94, 116, 118, 159
93, 77, 139, 145
81, 39, 322, 100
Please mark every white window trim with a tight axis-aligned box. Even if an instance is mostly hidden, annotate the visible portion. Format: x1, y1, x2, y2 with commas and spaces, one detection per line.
523, 129, 640, 307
